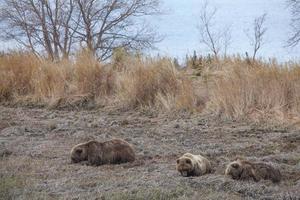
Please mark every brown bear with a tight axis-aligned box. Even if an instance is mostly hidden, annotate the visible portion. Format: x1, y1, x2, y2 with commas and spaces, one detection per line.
70, 138, 135, 166
225, 158, 281, 183
176, 153, 212, 177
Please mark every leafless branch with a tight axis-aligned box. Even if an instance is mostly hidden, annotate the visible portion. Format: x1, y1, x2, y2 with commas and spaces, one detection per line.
197, 1, 232, 58
246, 13, 267, 61
74, 0, 161, 60
286, 0, 300, 47
0, 0, 161, 61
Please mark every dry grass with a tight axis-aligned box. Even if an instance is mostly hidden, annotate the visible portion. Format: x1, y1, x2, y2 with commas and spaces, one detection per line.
1, 51, 300, 122
0, 51, 200, 112
0, 50, 116, 106
205, 57, 300, 122
116, 57, 200, 111
0, 52, 40, 101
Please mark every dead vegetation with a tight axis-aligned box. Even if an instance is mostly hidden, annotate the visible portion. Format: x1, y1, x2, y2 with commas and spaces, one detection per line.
0, 51, 300, 123
0, 50, 200, 112
206, 57, 300, 122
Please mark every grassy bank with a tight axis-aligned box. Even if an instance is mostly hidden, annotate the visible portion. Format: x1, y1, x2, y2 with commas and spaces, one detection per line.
1, 51, 300, 122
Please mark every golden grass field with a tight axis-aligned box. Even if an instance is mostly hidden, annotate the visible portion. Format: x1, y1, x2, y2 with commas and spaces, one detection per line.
1, 50, 300, 123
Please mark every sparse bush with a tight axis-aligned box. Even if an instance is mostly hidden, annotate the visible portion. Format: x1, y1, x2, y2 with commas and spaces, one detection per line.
186, 51, 203, 70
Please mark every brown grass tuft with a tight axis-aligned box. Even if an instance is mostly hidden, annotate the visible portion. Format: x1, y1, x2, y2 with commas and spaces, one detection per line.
0, 51, 200, 112
0, 52, 40, 101
1, 51, 300, 122
74, 50, 115, 98
205, 57, 300, 122
116, 57, 200, 111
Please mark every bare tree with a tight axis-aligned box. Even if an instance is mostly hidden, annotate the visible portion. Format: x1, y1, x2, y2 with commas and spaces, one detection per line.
0, 0, 160, 61
223, 26, 232, 57
287, 0, 300, 47
197, 1, 232, 58
73, 0, 160, 61
246, 13, 267, 61
0, 0, 78, 60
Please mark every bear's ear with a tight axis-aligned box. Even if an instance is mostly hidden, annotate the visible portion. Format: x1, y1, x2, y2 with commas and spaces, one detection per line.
76, 149, 83, 154
186, 159, 191, 164
231, 163, 239, 168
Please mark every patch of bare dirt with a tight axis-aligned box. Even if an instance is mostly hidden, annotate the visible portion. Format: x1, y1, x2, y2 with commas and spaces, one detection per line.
0, 106, 299, 200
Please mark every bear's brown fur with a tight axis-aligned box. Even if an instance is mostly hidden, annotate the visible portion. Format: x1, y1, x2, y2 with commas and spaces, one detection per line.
70, 139, 135, 166
225, 158, 281, 183
176, 153, 212, 177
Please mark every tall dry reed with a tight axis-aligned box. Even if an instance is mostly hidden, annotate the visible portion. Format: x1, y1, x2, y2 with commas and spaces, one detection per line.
0, 51, 200, 111
205, 58, 300, 121
1, 51, 300, 122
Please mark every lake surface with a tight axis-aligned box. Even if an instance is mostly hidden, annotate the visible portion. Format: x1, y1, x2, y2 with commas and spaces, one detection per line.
151, 0, 300, 62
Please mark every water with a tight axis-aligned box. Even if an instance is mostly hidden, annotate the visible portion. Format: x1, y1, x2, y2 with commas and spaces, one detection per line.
150, 0, 300, 62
